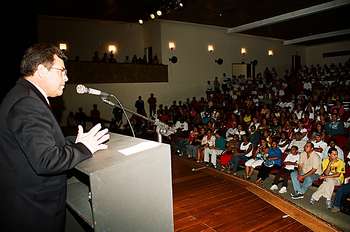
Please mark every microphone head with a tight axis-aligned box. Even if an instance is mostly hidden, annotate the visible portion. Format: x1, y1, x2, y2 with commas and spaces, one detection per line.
76, 84, 87, 94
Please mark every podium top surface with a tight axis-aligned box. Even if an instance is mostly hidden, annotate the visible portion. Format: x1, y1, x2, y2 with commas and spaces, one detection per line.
74, 133, 169, 175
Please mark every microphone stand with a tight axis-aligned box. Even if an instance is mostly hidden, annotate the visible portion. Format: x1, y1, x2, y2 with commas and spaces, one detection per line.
100, 95, 175, 143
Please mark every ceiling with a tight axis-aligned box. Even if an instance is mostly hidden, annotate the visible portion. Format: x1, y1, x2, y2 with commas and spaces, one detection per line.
36, 0, 350, 46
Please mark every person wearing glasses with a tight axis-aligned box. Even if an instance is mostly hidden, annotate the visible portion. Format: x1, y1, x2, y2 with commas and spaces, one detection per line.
0, 43, 110, 232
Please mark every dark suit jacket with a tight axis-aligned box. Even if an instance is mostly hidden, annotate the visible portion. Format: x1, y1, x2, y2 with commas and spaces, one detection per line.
0, 79, 92, 232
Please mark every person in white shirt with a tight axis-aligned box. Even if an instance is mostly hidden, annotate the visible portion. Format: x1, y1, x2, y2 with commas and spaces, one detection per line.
202, 129, 216, 164
270, 146, 300, 193
312, 132, 328, 159
293, 121, 308, 141
245, 145, 268, 180
230, 135, 253, 174
288, 132, 307, 154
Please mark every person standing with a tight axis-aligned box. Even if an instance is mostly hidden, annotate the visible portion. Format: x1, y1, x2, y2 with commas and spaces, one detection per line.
135, 96, 146, 116
147, 93, 157, 117
0, 43, 110, 232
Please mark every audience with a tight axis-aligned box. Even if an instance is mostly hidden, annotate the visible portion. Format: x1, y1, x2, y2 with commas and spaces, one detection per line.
64, 60, 350, 215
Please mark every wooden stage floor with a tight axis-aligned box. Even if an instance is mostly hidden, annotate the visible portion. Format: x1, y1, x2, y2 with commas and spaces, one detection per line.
171, 156, 340, 232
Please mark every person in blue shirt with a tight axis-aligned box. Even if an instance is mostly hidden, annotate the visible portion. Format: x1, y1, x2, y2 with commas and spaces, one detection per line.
256, 140, 282, 184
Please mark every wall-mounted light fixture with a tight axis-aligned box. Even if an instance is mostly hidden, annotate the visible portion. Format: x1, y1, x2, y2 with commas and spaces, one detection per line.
169, 41, 176, 51
268, 49, 274, 56
241, 47, 247, 55
108, 45, 117, 54
138, 19, 144, 24
59, 43, 67, 51
168, 41, 177, 63
208, 44, 214, 53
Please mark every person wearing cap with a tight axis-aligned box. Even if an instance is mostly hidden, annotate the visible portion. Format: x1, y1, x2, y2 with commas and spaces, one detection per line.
310, 148, 345, 208
312, 131, 328, 159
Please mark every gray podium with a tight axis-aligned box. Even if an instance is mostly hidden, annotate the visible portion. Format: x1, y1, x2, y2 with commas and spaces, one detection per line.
65, 133, 174, 232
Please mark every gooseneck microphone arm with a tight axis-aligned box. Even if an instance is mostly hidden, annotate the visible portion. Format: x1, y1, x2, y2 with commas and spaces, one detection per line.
100, 95, 136, 138
101, 95, 175, 143
76, 84, 175, 142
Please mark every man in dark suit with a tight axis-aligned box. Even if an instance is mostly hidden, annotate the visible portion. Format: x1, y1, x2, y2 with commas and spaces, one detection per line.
0, 43, 110, 232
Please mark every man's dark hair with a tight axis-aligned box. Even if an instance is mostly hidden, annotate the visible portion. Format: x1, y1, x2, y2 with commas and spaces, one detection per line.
328, 147, 338, 154
20, 43, 67, 77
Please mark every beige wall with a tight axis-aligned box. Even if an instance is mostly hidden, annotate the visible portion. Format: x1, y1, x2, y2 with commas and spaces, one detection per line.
159, 20, 304, 102
38, 15, 145, 62
305, 40, 350, 65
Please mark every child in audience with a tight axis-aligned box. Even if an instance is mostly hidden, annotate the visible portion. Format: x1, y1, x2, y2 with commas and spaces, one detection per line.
270, 146, 299, 193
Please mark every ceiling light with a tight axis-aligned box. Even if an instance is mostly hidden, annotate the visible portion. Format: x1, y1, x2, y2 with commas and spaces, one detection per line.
150, 13, 155, 19
138, 19, 143, 24
179, 2, 183, 7
156, 10, 162, 16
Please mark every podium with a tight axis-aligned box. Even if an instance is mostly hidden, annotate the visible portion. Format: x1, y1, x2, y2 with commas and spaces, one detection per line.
65, 133, 174, 232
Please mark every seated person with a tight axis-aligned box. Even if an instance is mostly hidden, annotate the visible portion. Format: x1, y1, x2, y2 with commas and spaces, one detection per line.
331, 182, 350, 213
278, 132, 290, 153
186, 127, 199, 159
322, 140, 345, 161
270, 145, 299, 194
204, 130, 226, 168
245, 145, 269, 180
291, 142, 322, 200
256, 141, 283, 184
230, 135, 253, 175
310, 148, 345, 208
288, 132, 306, 154
200, 129, 215, 163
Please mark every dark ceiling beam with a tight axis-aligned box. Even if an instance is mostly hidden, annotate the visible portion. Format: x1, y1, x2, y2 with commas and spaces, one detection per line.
283, 29, 350, 45
226, 0, 350, 33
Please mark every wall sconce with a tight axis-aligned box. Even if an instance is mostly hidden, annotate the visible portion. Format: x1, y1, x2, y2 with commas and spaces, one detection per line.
208, 44, 214, 53
268, 49, 274, 56
241, 47, 247, 55
108, 45, 117, 54
169, 41, 176, 51
168, 41, 177, 63
59, 43, 67, 51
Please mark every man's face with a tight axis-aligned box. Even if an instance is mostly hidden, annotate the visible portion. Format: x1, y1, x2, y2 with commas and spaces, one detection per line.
291, 147, 298, 155
315, 135, 321, 142
304, 143, 313, 153
41, 55, 68, 97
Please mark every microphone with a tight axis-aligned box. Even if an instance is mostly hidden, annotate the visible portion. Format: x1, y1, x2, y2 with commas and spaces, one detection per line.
76, 84, 111, 97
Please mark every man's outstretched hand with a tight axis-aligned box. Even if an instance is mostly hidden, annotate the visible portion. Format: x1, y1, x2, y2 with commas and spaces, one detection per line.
75, 123, 110, 154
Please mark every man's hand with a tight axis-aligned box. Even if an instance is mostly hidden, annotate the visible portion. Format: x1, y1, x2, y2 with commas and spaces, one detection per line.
297, 175, 304, 182
75, 123, 110, 154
